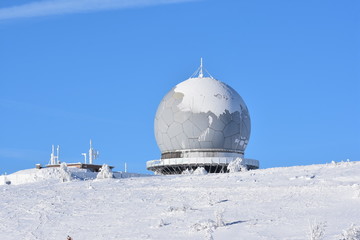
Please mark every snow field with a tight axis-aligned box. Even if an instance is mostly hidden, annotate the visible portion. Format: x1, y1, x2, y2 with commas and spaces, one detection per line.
0, 161, 359, 240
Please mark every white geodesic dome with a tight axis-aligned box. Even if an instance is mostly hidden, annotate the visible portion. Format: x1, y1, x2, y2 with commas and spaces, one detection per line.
154, 77, 251, 154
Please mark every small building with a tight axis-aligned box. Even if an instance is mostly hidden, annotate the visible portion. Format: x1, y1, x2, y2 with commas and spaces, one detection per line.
46, 163, 114, 172
41, 140, 114, 172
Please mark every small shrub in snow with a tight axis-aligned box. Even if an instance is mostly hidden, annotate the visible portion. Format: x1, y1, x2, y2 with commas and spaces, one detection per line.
308, 221, 326, 240
167, 204, 191, 213
167, 204, 194, 213
192, 210, 226, 233
96, 164, 114, 179
215, 209, 225, 227
192, 219, 217, 232
59, 163, 71, 182
182, 168, 194, 175
352, 184, 360, 199
157, 218, 169, 228
193, 167, 207, 175
339, 225, 360, 240
228, 158, 247, 173
205, 230, 214, 240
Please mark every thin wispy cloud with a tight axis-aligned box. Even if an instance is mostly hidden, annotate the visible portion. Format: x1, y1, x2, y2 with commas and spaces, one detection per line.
0, 0, 196, 20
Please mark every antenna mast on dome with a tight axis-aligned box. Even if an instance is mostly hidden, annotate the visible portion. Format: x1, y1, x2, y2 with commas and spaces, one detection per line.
189, 57, 214, 79
199, 57, 204, 78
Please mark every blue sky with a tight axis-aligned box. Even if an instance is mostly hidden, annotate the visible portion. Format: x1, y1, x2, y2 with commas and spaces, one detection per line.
0, 0, 359, 174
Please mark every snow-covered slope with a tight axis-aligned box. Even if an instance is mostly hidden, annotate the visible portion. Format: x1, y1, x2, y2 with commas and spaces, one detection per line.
1, 162, 360, 240
0, 167, 146, 185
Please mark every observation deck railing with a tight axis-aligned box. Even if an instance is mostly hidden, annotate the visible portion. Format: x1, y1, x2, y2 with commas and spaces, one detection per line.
146, 157, 259, 169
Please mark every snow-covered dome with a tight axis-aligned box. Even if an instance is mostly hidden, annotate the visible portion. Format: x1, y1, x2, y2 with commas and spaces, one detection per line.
154, 76, 251, 155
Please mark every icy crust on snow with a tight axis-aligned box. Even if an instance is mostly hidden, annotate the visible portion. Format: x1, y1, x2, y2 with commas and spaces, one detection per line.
0, 167, 146, 185
174, 77, 247, 117
0, 161, 360, 240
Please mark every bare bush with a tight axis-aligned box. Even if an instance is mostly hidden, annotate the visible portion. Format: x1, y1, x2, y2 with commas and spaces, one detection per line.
308, 221, 326, 240
339, 224, 360, 240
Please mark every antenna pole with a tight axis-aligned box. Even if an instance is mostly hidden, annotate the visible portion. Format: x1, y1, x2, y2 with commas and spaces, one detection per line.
50, 145, 54, 165
57, 145, 60, 164
89, 139, 93, 164
82, 153, 87, 164
199, 57, 204, 78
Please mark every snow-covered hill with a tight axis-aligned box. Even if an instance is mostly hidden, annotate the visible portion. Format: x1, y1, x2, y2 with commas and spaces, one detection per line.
1, 162, 360, 240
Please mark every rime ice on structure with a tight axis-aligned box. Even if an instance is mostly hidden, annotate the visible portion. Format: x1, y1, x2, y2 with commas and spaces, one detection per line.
147, 59, 259, 174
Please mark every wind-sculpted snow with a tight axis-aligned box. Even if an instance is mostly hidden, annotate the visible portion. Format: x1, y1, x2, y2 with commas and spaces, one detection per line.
1, 161, 360, 239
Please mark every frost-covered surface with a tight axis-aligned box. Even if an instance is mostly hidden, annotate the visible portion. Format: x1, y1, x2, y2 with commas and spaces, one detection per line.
182, 168, 194, 175
174, 77, 247, 117
59, 163, 72, 182
227, 157, 247, 173
96, 164, 114, 179
1, 161, 360, 240
154, 77, 251, 153
339, 224, 360, 240
193, 167, 208, 175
